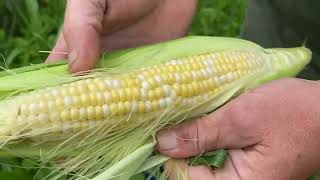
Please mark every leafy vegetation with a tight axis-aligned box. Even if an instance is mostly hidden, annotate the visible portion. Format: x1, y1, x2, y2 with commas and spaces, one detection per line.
0, 0, 248, 179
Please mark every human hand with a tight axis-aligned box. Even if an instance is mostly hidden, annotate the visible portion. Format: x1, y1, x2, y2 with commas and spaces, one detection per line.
46, 0, 197, 73
156, 78, 320, 180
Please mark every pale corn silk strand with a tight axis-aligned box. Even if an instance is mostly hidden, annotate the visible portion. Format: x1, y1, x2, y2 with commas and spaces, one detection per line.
0, 37, 311, 180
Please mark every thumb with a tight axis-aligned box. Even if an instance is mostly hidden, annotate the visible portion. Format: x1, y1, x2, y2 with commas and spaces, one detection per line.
63, 0, 107, 73
156, 100, 263, 158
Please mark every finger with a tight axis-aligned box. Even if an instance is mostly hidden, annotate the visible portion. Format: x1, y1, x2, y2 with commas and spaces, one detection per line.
46, 35, 68, 63
63, 0, 107, 73
102, 0, 160, 34
188, 165, 215, 180
156, 100, 262, 158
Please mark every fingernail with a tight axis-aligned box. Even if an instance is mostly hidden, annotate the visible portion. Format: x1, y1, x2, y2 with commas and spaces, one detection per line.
68, 49, 78, 66
157, 130, 177, 150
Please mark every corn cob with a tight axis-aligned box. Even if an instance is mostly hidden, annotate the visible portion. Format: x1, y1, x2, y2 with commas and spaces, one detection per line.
0, 47, 310, 140
0, 36, 311, 179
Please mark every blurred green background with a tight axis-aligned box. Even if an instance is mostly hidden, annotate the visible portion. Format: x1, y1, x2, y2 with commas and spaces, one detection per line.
0, 0, 247, 69
0, 0, 248, 179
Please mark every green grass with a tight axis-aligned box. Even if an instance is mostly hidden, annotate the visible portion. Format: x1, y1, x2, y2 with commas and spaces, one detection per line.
0, 0, 248, 179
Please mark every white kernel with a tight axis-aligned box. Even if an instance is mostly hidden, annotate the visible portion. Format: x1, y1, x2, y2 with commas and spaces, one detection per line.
142, 81, 150, 90
51, 89, 60, 96
206, 67, 214, 75
29, 103, 38, 114
102, 105, 110, 116
154, 75, 163, 84
79, 108, 87, 121
138, 74, 145, 81
165, 97, 174, 107
214, 77, 222, 85
170, 90, 177, 100
64, 96, 73, 107
163, 85, 171, 96
159, 99, 166, 108
174, 73, 182, 83
50, 112, 61, 122
87, 106, 95, 120
104, 79, 113, 87
191, 71, 198, 80
211, 53, 217, 59
39, 114, 49, 124
145, 101, 152, 112
201, 69, 209, 78
104, 92, 112, 103
140, 88, 148, 100
112, 80, 121, 89
226, 72, 234, 82
220, 75, 227, 83
20, 104, 28, 115
131, 101, 138, 113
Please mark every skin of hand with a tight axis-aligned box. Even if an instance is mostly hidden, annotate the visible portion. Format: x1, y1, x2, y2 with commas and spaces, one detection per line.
156, 78, 320, 180
46, 0, 197, 73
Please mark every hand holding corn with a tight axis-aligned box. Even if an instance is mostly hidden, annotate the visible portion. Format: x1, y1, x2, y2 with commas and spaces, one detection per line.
157, 78, 320, 180
46, 0, 197, 73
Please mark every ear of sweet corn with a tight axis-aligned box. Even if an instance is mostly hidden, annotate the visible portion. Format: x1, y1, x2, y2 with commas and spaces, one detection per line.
0, 36, 311, 180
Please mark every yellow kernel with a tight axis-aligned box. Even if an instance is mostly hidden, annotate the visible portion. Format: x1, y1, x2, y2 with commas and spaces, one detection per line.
192, 82, 200, 95
208, 79, 216, 90
110, 104, 118, 115
97, 82, 106, 91
118, 102, 125, 115
111, 90, 119, 102
124, 101, 131, 113
72, 96, 80, 107
79, 108, 87, 121
103, 92, 112, 104
132, 88, 140, 100
87, 106, 95, 120
39, 102, 48, 113
77, 83, 88, 93
56, 98, 63, 107
70, 108, 80, 121
80, 94, 89, 105
167, 74, 175, 84
69, 87, 78, 95
95, 106, 103, 120
152, 101, 160, 111
155, 88, 164, 99
61, 110, 71, 121
148, 90, 157, 100
168, 65, 175, 73
187, 84, 194, 97
147, 78, 158, 89
138, 102, 146, 113
125, 88, 133, 101
181, 85, 188, 97
61, 89, 68, 96
89, 93, 97, 105
161, 74, 169, 83
184, 72, 192, 82
172, 84, 181, 96
191, 62, 201, 70
118, 89, 126, 101
96, 93, 104, 105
